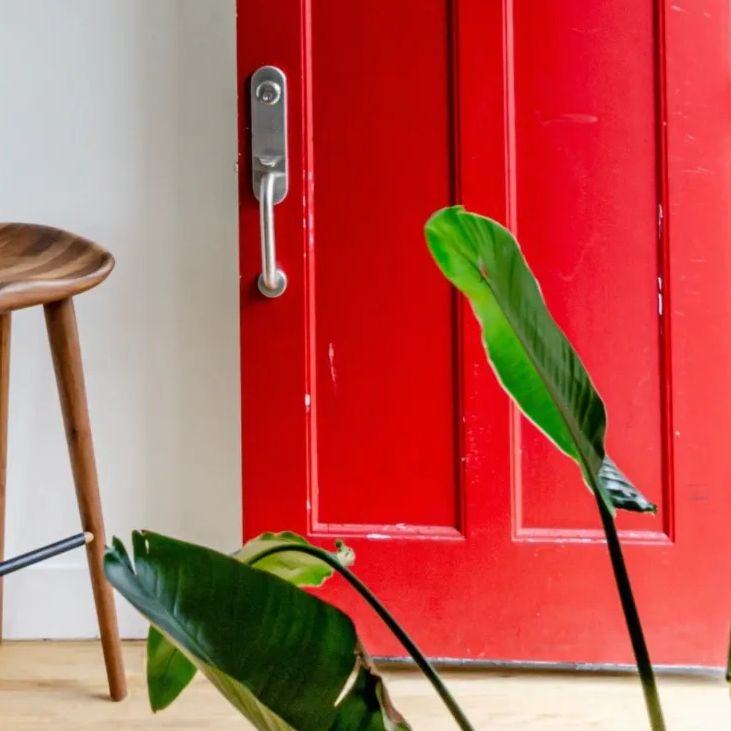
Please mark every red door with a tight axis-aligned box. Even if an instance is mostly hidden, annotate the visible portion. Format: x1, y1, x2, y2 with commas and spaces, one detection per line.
238, 1, 731, 665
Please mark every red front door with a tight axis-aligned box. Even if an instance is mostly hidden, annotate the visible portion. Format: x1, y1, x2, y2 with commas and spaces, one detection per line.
238, 1, 731, 665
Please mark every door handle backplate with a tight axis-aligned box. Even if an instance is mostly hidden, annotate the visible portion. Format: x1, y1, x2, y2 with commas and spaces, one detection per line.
251, 65, 288, 297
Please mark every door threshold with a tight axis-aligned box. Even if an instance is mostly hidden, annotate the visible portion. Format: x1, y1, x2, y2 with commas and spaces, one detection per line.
373, 657, 724, 678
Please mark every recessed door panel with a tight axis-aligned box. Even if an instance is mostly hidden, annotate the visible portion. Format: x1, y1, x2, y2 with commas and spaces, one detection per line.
511, 1, 667, 537
311, 1, 459, 529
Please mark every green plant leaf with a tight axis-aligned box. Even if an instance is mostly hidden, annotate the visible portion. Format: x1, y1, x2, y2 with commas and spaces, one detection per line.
147, 625, 197, 712
106, 532, 353, 730
146, 531, 355, 711
425, 205, 655, 515
234, 531, 356, 587
106, 531, 407, 730
598, 456, 656, 514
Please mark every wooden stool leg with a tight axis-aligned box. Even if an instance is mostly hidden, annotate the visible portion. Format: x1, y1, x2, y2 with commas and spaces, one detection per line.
44, 298, 126, 701
0, 313, 10, 642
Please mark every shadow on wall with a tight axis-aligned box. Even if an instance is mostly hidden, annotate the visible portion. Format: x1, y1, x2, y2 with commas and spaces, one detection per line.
0, 0, 240, 639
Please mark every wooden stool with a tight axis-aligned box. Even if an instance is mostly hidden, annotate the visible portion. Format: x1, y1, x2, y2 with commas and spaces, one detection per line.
0, 223, 126, 701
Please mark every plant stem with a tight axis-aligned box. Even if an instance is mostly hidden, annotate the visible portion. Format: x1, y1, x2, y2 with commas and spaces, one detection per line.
250, 544, 475, 731
595, 493, 666, 731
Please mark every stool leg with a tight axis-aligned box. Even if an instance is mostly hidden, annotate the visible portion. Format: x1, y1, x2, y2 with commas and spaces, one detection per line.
0, 313, 10, 642
44, 298, 126, 701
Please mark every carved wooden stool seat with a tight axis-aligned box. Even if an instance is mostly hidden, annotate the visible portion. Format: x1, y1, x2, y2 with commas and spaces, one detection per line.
0, 223, 126, 701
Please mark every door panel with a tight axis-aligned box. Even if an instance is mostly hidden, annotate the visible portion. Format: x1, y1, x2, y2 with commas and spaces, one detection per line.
311, 0, 459, 529
513, 1, 667, 536
238, 0, 731, 665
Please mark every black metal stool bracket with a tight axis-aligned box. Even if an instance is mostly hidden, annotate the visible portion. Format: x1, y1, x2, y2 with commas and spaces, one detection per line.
0, 532, 92, 577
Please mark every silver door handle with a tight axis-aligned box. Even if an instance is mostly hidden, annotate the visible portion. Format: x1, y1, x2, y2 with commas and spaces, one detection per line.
258, 171, 287, 296
251, 65, 288, 298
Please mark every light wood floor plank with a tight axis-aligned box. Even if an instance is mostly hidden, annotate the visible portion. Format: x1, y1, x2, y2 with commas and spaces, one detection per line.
0, 641, 728, 730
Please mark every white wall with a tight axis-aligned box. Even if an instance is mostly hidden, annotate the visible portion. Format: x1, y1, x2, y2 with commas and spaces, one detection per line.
0, 0, 240, 638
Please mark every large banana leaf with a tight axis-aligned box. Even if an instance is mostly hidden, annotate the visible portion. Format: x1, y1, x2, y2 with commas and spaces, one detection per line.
425, 206, 655, 515
147, 531, 354, 711
105, 531, 409, 731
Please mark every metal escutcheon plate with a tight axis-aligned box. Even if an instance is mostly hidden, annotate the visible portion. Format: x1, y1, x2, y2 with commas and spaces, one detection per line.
251, 66, 288, 204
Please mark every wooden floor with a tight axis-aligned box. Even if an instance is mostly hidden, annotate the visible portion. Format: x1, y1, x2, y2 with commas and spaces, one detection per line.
0, 642, 729, 730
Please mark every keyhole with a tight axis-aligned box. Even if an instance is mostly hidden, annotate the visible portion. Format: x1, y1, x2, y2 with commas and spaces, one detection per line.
255, 80, 282, 105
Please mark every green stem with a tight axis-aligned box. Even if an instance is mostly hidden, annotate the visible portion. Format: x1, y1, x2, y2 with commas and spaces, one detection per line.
250, 544, 475, 731
595, 493, 666, 731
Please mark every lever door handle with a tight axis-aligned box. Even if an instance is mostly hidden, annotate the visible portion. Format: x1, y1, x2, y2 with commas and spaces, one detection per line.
257, 170, 287, 296
251, 65, 288, 298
